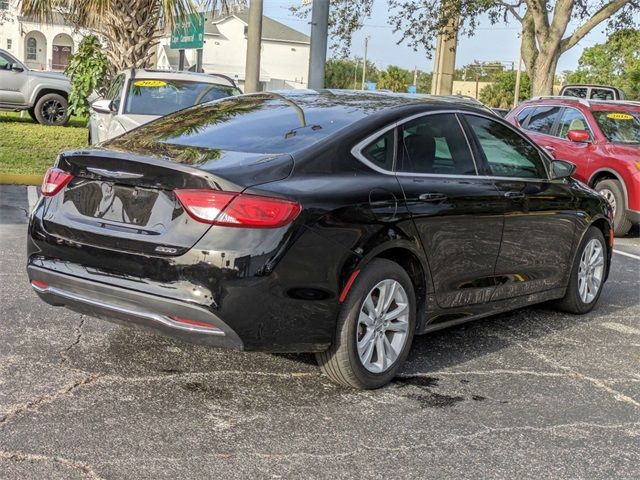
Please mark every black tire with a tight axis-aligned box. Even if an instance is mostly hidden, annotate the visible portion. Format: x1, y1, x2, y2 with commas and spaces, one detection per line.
33, 93, 70, 126
27, 107, 37, 122
553, 226, 607, 314
316, 259, 416, 389
595, 179, 632, 237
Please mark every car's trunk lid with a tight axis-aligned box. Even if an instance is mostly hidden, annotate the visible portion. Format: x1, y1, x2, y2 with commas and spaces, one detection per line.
42, 148, 293, 256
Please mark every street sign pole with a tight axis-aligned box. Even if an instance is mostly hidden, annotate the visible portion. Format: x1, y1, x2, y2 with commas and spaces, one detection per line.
178, 49, 185, 70
196, 49, 203, 73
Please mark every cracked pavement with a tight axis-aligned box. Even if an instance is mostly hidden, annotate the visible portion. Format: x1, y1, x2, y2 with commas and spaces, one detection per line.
1, 185, 639, 479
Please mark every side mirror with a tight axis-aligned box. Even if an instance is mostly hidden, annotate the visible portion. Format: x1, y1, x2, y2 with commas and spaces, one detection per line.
11, 64, 24, 72
550, 159, 577, 180
567, 129, 590, 143
91, 99, 115, 114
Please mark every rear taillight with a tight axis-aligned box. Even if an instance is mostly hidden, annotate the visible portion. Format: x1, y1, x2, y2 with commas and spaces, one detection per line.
41, 168, 73, 196
175, 189, 301, 228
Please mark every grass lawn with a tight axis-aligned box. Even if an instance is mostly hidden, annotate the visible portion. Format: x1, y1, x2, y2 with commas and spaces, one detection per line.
0, 112, 88, 176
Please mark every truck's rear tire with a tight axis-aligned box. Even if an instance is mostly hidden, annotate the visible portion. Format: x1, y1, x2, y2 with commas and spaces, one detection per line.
33, 93, 70, 126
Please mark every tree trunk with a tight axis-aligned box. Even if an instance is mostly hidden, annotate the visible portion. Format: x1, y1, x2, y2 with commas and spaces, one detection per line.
529, 51, 560, 97
101, 0, 163, 73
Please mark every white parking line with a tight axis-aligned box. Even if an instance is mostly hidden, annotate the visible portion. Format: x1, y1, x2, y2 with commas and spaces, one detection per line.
600, 322, 640, 336
613, 249, 640, 261
27, 185, 39, 213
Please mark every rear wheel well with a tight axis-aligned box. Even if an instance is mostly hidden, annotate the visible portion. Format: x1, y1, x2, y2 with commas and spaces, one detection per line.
589, 170, 620, 189
590, 218, 612, 279
374, 248, 427, 329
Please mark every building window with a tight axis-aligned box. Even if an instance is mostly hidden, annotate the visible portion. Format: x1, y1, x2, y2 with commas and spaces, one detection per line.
6, 39, 12, 50
26, 38, 37, 60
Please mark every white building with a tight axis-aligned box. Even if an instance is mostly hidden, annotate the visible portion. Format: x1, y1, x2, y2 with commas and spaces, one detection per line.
156, 10, 311, 91
0, 1, 82, 71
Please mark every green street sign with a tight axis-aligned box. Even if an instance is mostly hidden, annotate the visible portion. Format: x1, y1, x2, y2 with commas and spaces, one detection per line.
170, 13, 205, 49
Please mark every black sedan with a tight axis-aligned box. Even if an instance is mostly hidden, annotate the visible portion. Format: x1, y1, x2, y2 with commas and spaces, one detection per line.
28, 90, 613, 389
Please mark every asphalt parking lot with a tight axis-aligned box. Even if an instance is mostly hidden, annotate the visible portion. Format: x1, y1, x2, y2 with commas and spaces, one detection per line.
1, 184, 639, 479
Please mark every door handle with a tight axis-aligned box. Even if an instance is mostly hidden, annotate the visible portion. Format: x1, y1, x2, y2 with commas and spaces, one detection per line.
503, 191, 525, 199
544, 146, 556, 154
418, 192, 447, 202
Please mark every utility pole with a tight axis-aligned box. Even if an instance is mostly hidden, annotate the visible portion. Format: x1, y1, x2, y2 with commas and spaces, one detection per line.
245, 0, 263, 93
430, 9, 459, 95
353, 59, 359, 89
513, 45, 523, 108
361, 35, 369, 90
307, 0, 329, 89
413, 66, 418, 86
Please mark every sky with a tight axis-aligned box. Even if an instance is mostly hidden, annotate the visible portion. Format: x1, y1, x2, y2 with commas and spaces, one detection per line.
261, 0, 616, 74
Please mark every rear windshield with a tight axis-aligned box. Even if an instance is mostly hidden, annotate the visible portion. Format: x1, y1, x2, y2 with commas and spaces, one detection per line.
111, 94, 365, 154
124, 79, 240, 115
593, 111, 640, 144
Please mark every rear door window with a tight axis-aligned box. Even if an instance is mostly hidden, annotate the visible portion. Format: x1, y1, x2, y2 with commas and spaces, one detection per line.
465, 114, 548, 179
397, 113, 476, 175
516, 107, 534, 126
525, 106, 561, 135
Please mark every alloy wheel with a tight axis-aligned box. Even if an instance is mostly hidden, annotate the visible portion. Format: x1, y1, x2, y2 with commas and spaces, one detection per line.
356, 279, 409, 373
41, 99, 66, 124
577, 238, 604, 304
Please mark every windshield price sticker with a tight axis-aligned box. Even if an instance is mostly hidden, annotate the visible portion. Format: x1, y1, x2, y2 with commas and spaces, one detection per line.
134, 80, 167, 88
607, 113, 633, 120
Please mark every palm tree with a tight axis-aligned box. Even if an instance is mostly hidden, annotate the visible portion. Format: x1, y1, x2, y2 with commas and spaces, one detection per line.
377, 65, 412, 93
20, 0, 245, 72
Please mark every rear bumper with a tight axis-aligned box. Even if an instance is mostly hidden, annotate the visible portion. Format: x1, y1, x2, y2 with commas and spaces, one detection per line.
28, 266, 244, 350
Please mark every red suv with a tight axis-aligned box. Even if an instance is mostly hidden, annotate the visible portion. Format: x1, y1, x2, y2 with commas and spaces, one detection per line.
506, 97, 640, 236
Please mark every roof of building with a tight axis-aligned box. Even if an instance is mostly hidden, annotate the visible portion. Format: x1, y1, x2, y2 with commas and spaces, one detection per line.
206, 10, 310, 44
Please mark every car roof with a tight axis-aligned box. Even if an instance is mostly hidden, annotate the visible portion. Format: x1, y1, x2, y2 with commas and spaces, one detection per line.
119, 69, 236, 87
562, 84, 623, 90
517, 96, 640, 112
238, 89, 496, 117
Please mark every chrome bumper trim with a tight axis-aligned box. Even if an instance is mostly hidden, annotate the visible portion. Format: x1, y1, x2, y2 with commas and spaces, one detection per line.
31, 282, 225, 336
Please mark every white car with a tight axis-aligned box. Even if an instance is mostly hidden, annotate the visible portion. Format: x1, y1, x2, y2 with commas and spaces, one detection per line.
89, 69, 241, 144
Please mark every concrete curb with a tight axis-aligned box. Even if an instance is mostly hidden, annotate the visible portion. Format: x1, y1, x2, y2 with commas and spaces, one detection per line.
0, 173, 44, 186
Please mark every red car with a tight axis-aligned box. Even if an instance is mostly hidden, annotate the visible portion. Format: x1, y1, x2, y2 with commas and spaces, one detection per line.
506, 97, 640, 236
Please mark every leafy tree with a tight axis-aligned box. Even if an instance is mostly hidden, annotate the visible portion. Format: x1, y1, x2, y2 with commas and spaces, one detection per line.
565, 28, 640, 100
19, 0, 245, 72
377, 65, 412, 92
64, 36, 109, 117
479, 70, 531, 108
416, 71, 432, 93
325, 57, 379, 89
292, 0, 639, 97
